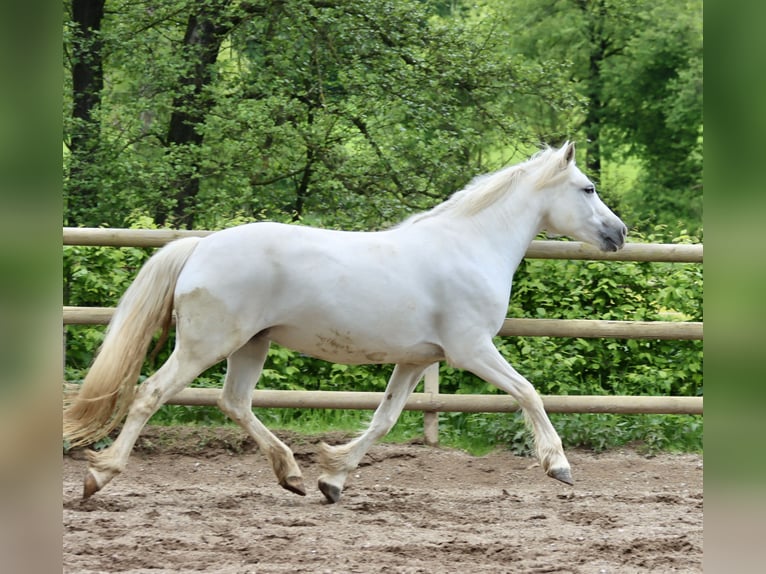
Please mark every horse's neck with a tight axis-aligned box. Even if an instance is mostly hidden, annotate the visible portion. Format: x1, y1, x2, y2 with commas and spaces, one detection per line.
455, 189, 544, 275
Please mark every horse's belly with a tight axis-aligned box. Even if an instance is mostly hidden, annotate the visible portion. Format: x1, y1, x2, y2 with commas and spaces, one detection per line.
267, 326, 444, 365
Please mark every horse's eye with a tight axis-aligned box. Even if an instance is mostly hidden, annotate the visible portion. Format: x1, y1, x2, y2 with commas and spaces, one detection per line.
583, 185, 595, 194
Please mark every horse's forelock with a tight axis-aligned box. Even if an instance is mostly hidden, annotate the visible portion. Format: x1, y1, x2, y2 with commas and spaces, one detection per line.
527, 145, 570, 190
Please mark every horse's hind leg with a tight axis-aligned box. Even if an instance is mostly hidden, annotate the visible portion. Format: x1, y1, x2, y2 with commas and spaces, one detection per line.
83, 349, 211, 498
217, 336, 305, 496
318, 363, 427, 503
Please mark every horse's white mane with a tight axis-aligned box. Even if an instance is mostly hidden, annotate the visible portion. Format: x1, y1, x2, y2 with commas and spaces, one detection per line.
402, 145, 566, 226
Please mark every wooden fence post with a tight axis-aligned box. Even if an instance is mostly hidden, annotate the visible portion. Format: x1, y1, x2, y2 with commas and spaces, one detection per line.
423, 362, 440, 445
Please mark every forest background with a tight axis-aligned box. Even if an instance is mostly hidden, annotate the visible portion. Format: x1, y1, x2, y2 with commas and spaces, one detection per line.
62, 0, 703, 453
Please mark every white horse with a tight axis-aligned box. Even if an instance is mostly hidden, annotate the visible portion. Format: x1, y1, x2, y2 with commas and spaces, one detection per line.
64, 142, 626, 503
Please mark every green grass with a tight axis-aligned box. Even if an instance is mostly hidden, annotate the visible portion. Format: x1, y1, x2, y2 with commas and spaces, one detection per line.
148, 404, 703, 456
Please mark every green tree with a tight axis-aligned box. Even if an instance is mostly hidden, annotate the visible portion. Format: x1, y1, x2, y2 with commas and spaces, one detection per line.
488, 0, 640, 174
602, 1, 703, 231
155, 0, 242, 228
488, 0, 702, 233
63, 0, 581, 230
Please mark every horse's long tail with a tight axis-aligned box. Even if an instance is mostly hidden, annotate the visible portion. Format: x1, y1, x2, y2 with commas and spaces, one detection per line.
63, 236, 202, 448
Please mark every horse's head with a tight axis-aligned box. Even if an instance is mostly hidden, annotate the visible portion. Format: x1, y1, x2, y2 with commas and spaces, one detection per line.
538, 142, 627, 252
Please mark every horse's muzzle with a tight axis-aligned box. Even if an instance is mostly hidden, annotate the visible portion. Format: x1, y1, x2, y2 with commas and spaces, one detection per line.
599, 223, 627, 252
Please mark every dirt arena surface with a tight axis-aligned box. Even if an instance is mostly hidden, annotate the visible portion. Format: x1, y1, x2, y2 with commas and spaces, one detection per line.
63, 426, 703, 573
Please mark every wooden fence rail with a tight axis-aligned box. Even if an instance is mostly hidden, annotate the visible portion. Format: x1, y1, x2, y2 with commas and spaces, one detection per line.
168, 388, 703, 415
63, 228, 704, 444
63, 306, 703, 340
63, 227, 703, 262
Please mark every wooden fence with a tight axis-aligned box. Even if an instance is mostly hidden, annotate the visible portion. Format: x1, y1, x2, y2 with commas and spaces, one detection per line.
63, 227, 703, 444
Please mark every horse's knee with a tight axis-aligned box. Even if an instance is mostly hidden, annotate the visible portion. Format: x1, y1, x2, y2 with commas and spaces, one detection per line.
216, 395, 240, 420
217, 390, 258, 426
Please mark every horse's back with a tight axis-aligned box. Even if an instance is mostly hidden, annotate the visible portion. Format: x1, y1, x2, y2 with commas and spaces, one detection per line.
172, 222, 451, 364
177, 221, 418, 293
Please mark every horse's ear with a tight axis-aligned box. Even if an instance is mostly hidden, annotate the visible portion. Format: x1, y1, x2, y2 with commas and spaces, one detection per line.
562, 142, 575, 167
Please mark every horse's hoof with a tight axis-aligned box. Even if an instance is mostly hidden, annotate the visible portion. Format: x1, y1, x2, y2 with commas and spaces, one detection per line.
279, 476, 307, 496
318, 480, 342, 504
548, 467, 574, 486
83, 471, 100, 499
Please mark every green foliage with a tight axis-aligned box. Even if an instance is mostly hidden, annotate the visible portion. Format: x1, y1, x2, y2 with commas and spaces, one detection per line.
63, 244, 151, 374
63, 216, 158, 375
601, 1, 703, 232
432, 411, 702, 456
493, 0, 703, 235
64, 0, 702, 233
64, 0, 582, 230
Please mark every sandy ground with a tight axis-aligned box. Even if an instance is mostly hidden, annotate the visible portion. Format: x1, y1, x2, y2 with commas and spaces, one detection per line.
63, 426, 703, 573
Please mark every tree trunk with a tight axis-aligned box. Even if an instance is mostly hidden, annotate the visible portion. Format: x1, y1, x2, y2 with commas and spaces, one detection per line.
156, 3, 233, 229
575, 0, 608, 182
583, 40, 604, 179
67, 0, 105, 227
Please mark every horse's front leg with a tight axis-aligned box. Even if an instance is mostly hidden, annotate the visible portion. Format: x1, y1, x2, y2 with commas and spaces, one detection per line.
317, 363, 428, 503
449, 340, 573, 486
